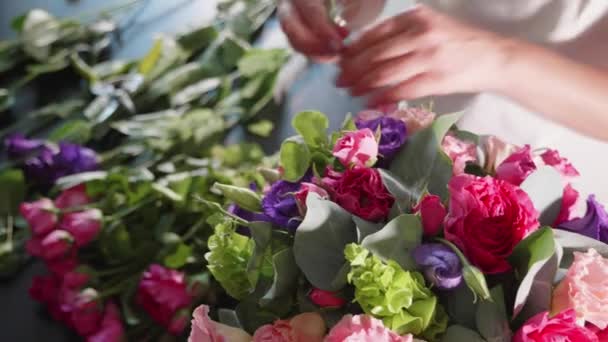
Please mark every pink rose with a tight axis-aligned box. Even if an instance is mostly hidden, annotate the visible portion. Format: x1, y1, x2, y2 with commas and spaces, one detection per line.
445, 175, 539, 274
325, 314, 413, 342
294, 182, 330, 215
333, 128, 378, 168
555, 185, 580, 226
60, 209, 103, 247
480, 135, 519, 174
495, 145, 536, 186
309, 288, 346, 308
514, 309, 598, 342
87, 302, 125, 342
254, 320, 297, 342
324, 168, 394, 222
441, 134, 478, 175
552, 249, 608, 330
40, 230, 74, 260
30, 274, 61, 319
188, 305, 251, 342
55, 184, 91, 209
541, 149, 580, 178
20, 198, 57, 236
47, 254, 79, 276
136, 264, 194, 335
65, 288, 104, 336
413, 194, 447, 236
253, 313, 325, 342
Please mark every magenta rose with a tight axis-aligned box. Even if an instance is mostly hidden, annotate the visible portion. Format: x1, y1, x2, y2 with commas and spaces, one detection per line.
323, 168, 394, 222
20, 198, 58, 236
87, 302, 125, 342
333, 128, 378, 168
55, 184, 91, 209
495, 145, 536, 185
514, 309, 598, 342
60, 209, 103, 247
445, 175, 540, 274
309, 288, 346, 308
40, 230, 74, 260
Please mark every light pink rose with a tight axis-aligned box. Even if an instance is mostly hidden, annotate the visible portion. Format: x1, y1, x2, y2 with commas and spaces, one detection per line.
413, 194, 447, 236
60, 209, 103, 247
253, 313, 325, 342
294, 183, 330, 215
40, 230, 74, 260
441, 134, 477, 175
188, 305, 252, 342
254, 320, 297, 342
480, 135, 519, 174
552, 248, 608, 330
309, 288, 346, 308
514, 309, 598, 342
495, 145, 536, 185
333, 129, 378, 168
55, 184, 91, 209
20, 198, 58, 236
325, 314, 412, 342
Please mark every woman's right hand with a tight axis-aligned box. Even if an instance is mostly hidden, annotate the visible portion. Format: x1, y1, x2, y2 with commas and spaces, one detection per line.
277, 0, 347, 61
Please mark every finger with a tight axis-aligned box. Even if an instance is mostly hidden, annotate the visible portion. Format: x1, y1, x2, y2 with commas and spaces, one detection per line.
348, 53, 430, 96
367, 73, 444, 106
293, 0, 345, 51
342, 6, 429, 57
278, 1, 337, 57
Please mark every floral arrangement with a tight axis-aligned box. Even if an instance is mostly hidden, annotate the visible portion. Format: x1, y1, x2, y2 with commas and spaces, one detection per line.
186, 106, 608, 342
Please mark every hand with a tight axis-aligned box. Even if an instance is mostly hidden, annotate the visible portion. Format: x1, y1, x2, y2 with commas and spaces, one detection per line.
336, 5, 516, 106
278, 0, 348, 61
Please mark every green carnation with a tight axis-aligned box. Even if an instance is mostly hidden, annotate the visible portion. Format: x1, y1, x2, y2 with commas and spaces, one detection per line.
205, 220, 254, 300
345, 243, 448, 340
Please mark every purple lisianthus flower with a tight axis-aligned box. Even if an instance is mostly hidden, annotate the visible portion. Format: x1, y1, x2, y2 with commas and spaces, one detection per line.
53, 142, 99, 178
355, 116, 407, 161
4, 134, 47, 159
261, 180, 302, 231
413, 243, 462, 290
559, 195, 608, 243
228, 203, 270, 236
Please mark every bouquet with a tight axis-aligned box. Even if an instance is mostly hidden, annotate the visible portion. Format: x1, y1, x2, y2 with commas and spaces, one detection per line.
190, 106, 608, 342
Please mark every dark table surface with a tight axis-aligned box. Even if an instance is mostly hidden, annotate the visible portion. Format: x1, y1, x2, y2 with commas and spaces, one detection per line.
0, 1, 364, 341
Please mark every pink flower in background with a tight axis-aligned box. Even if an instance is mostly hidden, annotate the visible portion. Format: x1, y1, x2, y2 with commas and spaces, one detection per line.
188, 305, 252, 342
136, 264, 194, 335
169, 309, 191, 335
445, 175, 539, 274
514, 309, 598, 342
20, 198, 57, 236
64, 288, 104, 336
552, 249, 608, 330
47, 254, 79, 276
441, 134, 477, 175
480, 135, 519, 174
87, 302, 125, 342
495, 145, 536, 186
326, 314, 412, 342
252, 313, 325, 342
253, 320, 297, 342
309, 288, 345, 308
60, 209, 102, 247
294, 182, 329, 215
414, 194, 447, 236
333, 128, 378, 168
30, 274, 62, 320
541, 149, 580, 178
55, 184, 91, 209
40, 230, 74, 260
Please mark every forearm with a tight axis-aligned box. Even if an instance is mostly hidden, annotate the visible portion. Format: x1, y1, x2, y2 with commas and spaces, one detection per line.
492, 40, 608, 142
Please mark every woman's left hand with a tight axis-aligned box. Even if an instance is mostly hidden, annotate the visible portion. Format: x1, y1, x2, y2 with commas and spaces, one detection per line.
336, 5, 516, 106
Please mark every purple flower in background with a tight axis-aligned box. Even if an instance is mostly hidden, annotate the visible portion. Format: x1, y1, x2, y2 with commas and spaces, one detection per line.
355, 116, 407, 161
413, 243, 462, 290
559, 195, 608, 243
53, 142, 99, 178
261, 180, 302, 231
227, 203, 270, 236
5, 133, 47, 159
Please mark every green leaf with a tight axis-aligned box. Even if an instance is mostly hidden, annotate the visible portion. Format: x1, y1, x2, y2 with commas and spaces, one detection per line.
92, 60, 134, 80
247, 120, 274, 137
218, 309, 242, 329
100, 224, 132, 263
247, 221, 273, 287
199, 33, 249, 76
361, 214, 422, 270
520, 167, 563, 226
441, 325, 486, 342
138, 38, 162, 75
212, 182, 262, 212
0, 169, 25, 215
443, 284, 477, 329
48, 119, 91, 144
171, 77, 221, 107
177, 25, 218, 55
139, 36, 187, 81
0, 89, 14, 112
152, 183, 184, 202
554, 229, 608, 267
509, 227, 560, 321
147, 62, 207, 99
164, 243, 192, 269
378, 169, 418, 213
462, 265, 492, 303
476, 287, 512, 342
121, 280, 141, 326
292, 111, 329, 147
280, 136, 311, 182
55, 171, 108, 190
237, 49, 288, 77
389, 112, 462, 204
352, 216, 382, 243
11, 14, 27, 32
294, 193, 357, 291
260, 248, 299, 309
20, 9, 60, 61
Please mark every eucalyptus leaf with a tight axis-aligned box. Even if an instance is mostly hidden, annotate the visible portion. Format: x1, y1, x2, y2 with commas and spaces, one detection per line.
238, 49, 289, 77
352, 216, 383, 243
389, 112, 462, 203
280, 136, 311, 182
259, 248, 299, 309
177, 25, 219, 55
218, 309, 242, 329
48, 119, 91, 144
292, 111, 329, 147
441, 325, 486, 342
247, 221, 273, 287
92, 60, 134, 80
554, 229, 608, 267
294, 193, 357, 291
378, 168, 418, 213
361, 214, 422, 270
476, 287, 512, 342
520, 167, 563, 226
170, 77, 221, 107
164, 243, 192, 269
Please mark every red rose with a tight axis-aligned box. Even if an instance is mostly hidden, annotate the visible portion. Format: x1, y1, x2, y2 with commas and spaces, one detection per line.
323, 168, 394, 222
414, 194, 447, 236
514, 309, 598, 342
309, 288, 346, 308
445, 175, 539, 274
